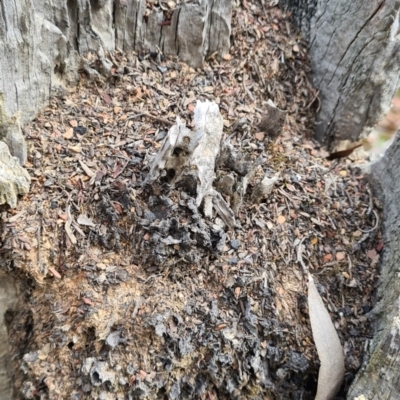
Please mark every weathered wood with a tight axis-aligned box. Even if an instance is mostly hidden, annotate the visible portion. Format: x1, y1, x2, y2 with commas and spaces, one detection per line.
147, 100, 236, 229
0, 142, 30, 208
280, 0, 400, 148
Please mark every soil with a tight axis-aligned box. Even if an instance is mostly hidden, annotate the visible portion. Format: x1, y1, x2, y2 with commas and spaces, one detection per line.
0, 2, 381, 399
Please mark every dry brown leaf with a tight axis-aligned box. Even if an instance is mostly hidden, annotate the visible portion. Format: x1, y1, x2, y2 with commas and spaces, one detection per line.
68, 144, 82, 153
102, 92, 112, 105
82, 297, 94, 306
255, 131, 265, 141
277, 215, 286, 224
308, 275, 344, 400
336, 252, 345, 261
63, 128, 74, 139
367, 249, 377, 260
48, 267, 62, 279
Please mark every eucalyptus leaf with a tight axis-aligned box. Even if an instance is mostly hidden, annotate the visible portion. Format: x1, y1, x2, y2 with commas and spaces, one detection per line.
308, 275, 345, 400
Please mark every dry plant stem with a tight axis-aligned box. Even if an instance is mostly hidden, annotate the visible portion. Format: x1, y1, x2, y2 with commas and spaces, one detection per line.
128, 112, 175, 126
358, 209, 379, 233
36, 225, 41, 270
297, 238, 309, 275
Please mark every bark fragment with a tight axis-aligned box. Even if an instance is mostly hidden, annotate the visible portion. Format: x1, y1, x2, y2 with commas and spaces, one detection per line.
147, 100, 236, 228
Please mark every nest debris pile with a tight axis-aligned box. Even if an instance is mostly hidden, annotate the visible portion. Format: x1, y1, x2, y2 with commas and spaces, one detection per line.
0, 2, 381, 399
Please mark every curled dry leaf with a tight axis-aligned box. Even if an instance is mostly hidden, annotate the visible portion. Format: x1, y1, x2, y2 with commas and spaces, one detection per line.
308, 275, 344, 400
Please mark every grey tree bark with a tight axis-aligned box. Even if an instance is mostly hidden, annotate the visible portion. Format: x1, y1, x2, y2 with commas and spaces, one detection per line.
1, 0, 400, 399
280, 0, 400, 148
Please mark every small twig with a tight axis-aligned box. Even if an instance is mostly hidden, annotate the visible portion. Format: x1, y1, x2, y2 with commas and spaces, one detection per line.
296, 238, 309, 275
358, 209, 379, 233
113, 160, 130, 179
37, 224, 41, 270
347, 254, 353, 280
344, 188, 353, 207
276, 245, 288, 266
277, 188, 297, 206
327, 215, 337, 230
305, 89, 320, 110
58, 229, 65, 273
127, 112, 175, 126
322, 159, 339, 175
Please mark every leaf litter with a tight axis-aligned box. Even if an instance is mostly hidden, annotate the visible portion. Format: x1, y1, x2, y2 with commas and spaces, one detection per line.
0, 2, 381, 399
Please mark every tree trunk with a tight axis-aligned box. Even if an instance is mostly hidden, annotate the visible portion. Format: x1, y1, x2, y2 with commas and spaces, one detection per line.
280, 0, 400, 148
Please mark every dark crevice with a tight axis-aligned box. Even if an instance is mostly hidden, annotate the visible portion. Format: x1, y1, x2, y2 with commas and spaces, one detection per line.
14, 84, 18, 110
207, 1, 215, 56
159, 22, 164, 52
363, 91, 376, 128
67, 0, 79, 52
112, 0, 116, 30
0, 0, 7, 30
174, 8, 181, 56
133, 7, 139, 50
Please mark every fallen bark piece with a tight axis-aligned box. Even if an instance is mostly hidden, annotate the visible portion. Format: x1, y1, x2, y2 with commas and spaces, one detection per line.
0, 93, 28, 166
147, 100, 235, 226
0, 141, 30, 208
